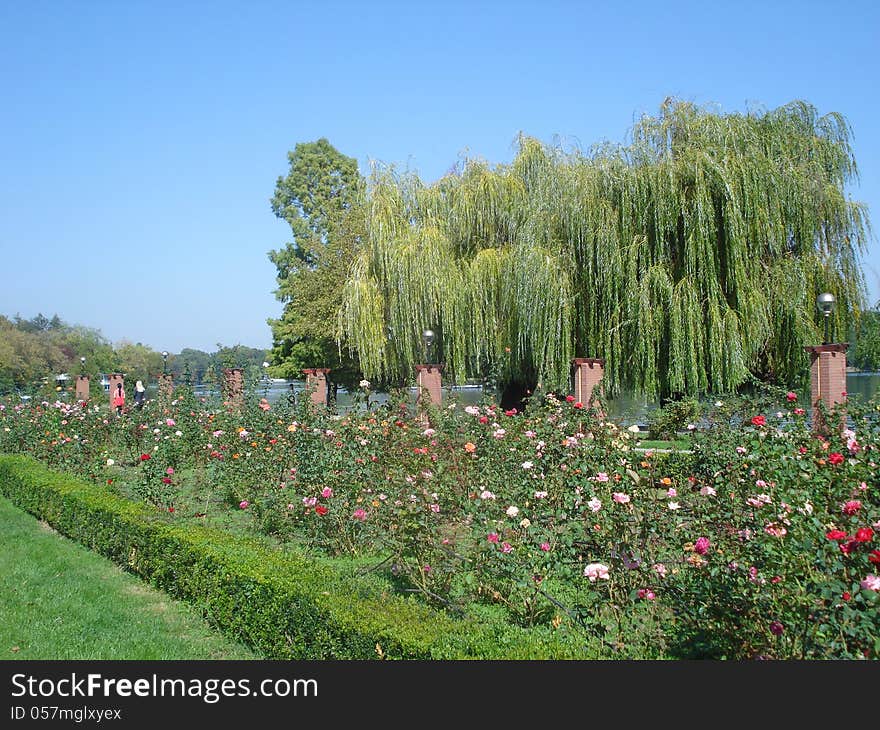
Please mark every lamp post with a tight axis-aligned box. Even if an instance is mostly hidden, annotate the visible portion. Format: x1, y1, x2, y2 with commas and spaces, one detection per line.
423, 329, 435, 364
262, 361, 270, 398
76, 357, 89, 402
162, 351, 169, 374
416, 329, 442, 412
817, 292, 835, 345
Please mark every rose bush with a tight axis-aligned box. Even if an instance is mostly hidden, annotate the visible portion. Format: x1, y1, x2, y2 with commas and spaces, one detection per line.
1, 384, 877, 659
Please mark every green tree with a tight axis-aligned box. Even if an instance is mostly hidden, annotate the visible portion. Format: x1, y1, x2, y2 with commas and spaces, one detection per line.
340, 100, 869, 399
268, 138, 366, 393
852, 306, 880, 371
114, 341, 165, 390
171, 348, 213, 384
12, 312, 63, 334
0, 316, 63, 392
0, 314, 101, 394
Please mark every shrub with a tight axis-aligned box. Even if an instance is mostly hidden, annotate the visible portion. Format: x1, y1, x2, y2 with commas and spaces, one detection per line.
648, 398, 701, 440
0, 454, 590, 659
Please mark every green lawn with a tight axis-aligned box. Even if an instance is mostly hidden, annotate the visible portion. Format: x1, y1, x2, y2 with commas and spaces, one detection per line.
0, 495, 260, 660
633, 438, 692, 451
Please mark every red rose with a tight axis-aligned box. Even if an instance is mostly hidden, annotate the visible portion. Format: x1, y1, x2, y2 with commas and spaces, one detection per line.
826, 529, 848, 541
869, 550, 880, 565
842, 592, 851, 601
168, 507, 174, 513
843, 500, 862, 516
315, 505, 328, 516
751, 415, 766, 427
855, 527, 874, 543
839, 540, 858, 555
786, 392, 798, 402
566, 395, 575, 402
140, 453, 151, 461
828, 452, 844, 465
574, 402, 584, 409
162, 477, 172, 484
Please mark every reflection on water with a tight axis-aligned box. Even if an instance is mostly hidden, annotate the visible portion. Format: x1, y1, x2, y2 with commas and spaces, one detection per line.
193, 373, 880, 424
844, 372, 880, 403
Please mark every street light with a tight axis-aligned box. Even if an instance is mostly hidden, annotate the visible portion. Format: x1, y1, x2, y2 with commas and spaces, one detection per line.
162, 351, 169, 374
80, 356, 86, 375
262, 361, 270, 398
423, 329, 435, 363
816, 292, 836, 344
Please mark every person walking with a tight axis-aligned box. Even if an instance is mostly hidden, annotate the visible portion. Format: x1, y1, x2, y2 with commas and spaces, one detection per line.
112, 382, 125, 416
134, 380, 147, 408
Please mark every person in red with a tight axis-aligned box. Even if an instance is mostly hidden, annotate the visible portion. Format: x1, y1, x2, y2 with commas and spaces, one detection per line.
112, 382, 125, 416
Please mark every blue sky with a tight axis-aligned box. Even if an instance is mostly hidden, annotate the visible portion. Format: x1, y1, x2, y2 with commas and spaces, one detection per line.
1, 0, 878, 353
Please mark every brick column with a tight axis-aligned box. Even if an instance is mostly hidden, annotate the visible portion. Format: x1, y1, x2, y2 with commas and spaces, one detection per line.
571, 358, 605, 416
75, 375, 90, 402
158, 373, 174, 400
222, 368, 244, 409
108, 373, 124, 409
804, 343, 848, 434
302, 368, 330, 407
415, 364, 443, 408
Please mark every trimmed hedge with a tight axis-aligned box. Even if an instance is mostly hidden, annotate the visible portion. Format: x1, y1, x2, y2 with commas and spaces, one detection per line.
0, 455, 591, 659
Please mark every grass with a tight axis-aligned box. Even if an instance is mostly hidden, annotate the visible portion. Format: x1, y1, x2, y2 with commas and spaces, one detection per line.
0, 495, 261, 660
633, 438, 692, 451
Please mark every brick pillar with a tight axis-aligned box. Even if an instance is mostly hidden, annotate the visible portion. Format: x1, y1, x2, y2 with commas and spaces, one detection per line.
415, 364, 443, 408
108, 373, 124, 410
75, 375, 90, 402
158, 373, 174, 400
302, 368, 330, 407
571, 358, 605, 416
804, 343, 848, 434
222, 368, 244, 409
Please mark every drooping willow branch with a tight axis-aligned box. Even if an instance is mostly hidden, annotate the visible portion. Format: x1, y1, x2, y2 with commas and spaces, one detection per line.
339, 100, 869, 398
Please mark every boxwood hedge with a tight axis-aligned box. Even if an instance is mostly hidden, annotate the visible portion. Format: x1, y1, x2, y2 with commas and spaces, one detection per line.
0, 455, 592, 659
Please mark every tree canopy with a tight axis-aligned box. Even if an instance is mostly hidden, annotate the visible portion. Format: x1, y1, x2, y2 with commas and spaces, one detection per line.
267, 138, 366, 389
0, 313, 269, 396
339, 100, 870, 398
851, 305, 880, 372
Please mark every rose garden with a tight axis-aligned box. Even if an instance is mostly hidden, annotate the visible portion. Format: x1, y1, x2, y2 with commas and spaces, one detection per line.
2, 101, 878, 659
1, 365, 877, 659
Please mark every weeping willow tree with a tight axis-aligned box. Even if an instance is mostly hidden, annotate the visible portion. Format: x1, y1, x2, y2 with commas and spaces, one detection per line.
339, 100, 870, 399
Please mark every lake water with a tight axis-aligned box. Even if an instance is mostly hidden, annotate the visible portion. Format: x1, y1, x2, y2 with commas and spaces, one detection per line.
208, 372, 880, 425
